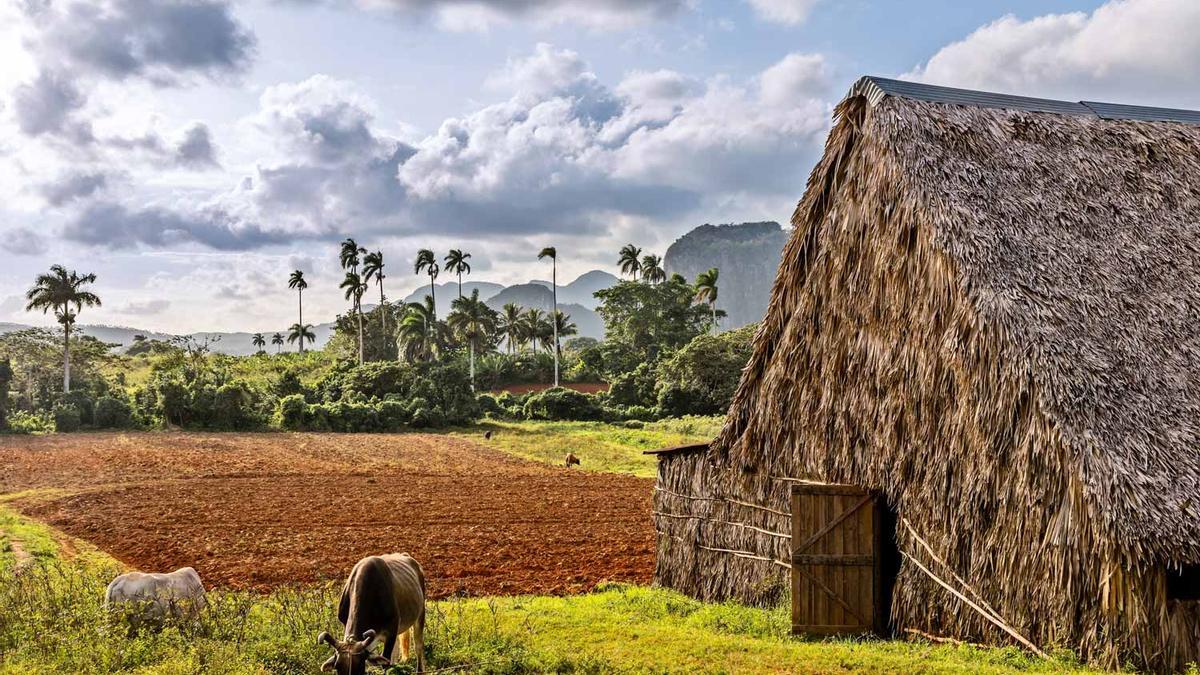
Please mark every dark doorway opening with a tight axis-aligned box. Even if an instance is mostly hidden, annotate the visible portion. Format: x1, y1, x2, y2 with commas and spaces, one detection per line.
875, 496, 902, 636
1167, 564, 1200, 601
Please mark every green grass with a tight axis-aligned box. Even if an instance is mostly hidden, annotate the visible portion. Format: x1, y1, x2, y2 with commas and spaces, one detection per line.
453, 416, 723, 477
0, 508, 1110, 674
0, 508, 59, 573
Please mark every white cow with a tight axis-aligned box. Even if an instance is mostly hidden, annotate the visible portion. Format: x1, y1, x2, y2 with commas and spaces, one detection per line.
105, 567, 206, 628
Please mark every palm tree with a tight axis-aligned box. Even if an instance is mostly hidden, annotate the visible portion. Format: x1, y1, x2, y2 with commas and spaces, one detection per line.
252, 333, 266, 353
640, 254, 666, 284
618, 244, 642, 281
25, 265, 101, 393
521, 308, 545, 355
499, 303, 523, 355
695, 267, 720, 333
444, 249, 472, 299
339, 238, 365, 274
362, 250, 388, 345
340, 271, 368, 365
551, 311, 577, 355
448, 288, 496, 390
271, 332, 285, 353
537, 246, 559, 386
414, 249, 439, 320
287, 270, 308, 352
287, 323, 315, 351
397, 296, 438, 363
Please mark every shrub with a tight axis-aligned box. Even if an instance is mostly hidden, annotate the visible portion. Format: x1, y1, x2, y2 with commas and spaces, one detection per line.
607, 363, 657, 408
274, 369, 305, 399
476, 393, 503, 417
53, 404, 82, 433
377, 399, 409, 431
59, 390, 95, 426
655, 383, 706, 418
6, 410, 52, 434
0, 358, 11, 430
278, 394, 307, 431
653, 324, 756, 416
523, 387, 604, 421
319, 401, 380, 433
214, 383, 259, 430
94, 396, 133, 429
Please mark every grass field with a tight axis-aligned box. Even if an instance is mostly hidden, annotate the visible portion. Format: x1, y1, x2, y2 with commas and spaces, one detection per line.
0, 507, 1108, 674
458, 416, 723, 477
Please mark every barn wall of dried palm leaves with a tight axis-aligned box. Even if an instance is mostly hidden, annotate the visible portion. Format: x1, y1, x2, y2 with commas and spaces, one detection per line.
652, 94, 1200, 672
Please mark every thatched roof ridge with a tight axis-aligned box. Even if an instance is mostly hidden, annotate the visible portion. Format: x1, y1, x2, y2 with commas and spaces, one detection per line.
717, 77, 1200, 563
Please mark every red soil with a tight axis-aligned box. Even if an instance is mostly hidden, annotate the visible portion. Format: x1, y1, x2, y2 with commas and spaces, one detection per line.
0, 432, 653, 597
490, 382, 609, 395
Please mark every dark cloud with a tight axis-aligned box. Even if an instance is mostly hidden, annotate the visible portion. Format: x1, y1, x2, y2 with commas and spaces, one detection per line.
39, 171, 111, 206
62, 202, 301, 250
1, 227, 50, 256
11, 71, 89, 138
28, 0, 255, 84
10, 0, 254, 146
174, 123, 219, 169
103, 123, 220, 169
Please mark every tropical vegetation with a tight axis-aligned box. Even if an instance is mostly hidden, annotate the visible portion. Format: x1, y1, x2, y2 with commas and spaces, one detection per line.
2, 237, 743, 433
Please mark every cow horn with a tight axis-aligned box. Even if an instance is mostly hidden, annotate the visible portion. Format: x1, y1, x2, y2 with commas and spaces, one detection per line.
318, 631, 338, 648
360, 629, 377, 648
320, 654, 337, 672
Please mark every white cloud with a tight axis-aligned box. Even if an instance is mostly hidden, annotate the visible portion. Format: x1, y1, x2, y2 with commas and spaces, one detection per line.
906, 0, 1200, 106
759, 52, 830, 106
745, 0, 820, 26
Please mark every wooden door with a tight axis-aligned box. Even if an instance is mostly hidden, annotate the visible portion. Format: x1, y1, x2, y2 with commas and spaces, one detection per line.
790, 482, 884, 636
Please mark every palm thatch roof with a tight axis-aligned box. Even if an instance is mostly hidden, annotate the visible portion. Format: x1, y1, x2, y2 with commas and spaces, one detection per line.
716, 75, 1200, 565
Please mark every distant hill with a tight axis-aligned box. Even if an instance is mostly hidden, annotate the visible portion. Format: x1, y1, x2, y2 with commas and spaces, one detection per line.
485, 283, 553, 310
401, 281, 505, 317
558, 270, 618, 309
482, 284, 604, 340
663, 221, 789, 330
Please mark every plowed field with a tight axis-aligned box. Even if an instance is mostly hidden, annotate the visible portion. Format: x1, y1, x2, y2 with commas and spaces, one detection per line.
0, 432, 654, 597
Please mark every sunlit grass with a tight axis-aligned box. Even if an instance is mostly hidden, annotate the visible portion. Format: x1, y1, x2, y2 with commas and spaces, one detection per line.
0, 507, 1115, 674
452, 416, 723, 477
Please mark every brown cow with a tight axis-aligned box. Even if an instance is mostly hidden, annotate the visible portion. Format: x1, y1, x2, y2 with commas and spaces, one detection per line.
564, 452, 580, 467
318, 553, 426, 674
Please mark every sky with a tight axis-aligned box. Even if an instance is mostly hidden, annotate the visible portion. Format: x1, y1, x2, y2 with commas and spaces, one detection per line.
2, 0, 1198, 334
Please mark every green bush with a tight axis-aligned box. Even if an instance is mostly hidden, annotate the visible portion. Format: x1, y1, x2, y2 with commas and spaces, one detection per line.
523, 387, 604, 421
59, 390, 95, 426
655, 383, 705, 418
653, 324, 756, 416
53, 404, 82, 432
6, 410, 52, 434
214, 382, 258, 430
476, 393, 503, 417
0, 358, 11, 430
274, 369, 305, 398
377, 399, 409, 430
608, 362, 657, 408
93, 396, 133, 429
278, 394, 307, 430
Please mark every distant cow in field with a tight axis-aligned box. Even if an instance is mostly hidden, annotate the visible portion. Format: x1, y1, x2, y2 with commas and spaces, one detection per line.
564, 452, 580, 467
105, 567, 206, 628
319, 553, 426, 674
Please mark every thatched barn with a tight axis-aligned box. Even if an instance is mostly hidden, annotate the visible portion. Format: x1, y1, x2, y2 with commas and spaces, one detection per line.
651, 76, 1200, 671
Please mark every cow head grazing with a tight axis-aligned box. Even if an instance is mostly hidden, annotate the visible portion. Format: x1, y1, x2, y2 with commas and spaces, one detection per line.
318, 630, 390, 675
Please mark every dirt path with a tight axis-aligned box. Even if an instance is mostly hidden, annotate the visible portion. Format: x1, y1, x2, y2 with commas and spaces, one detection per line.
0, 432, 654, 597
